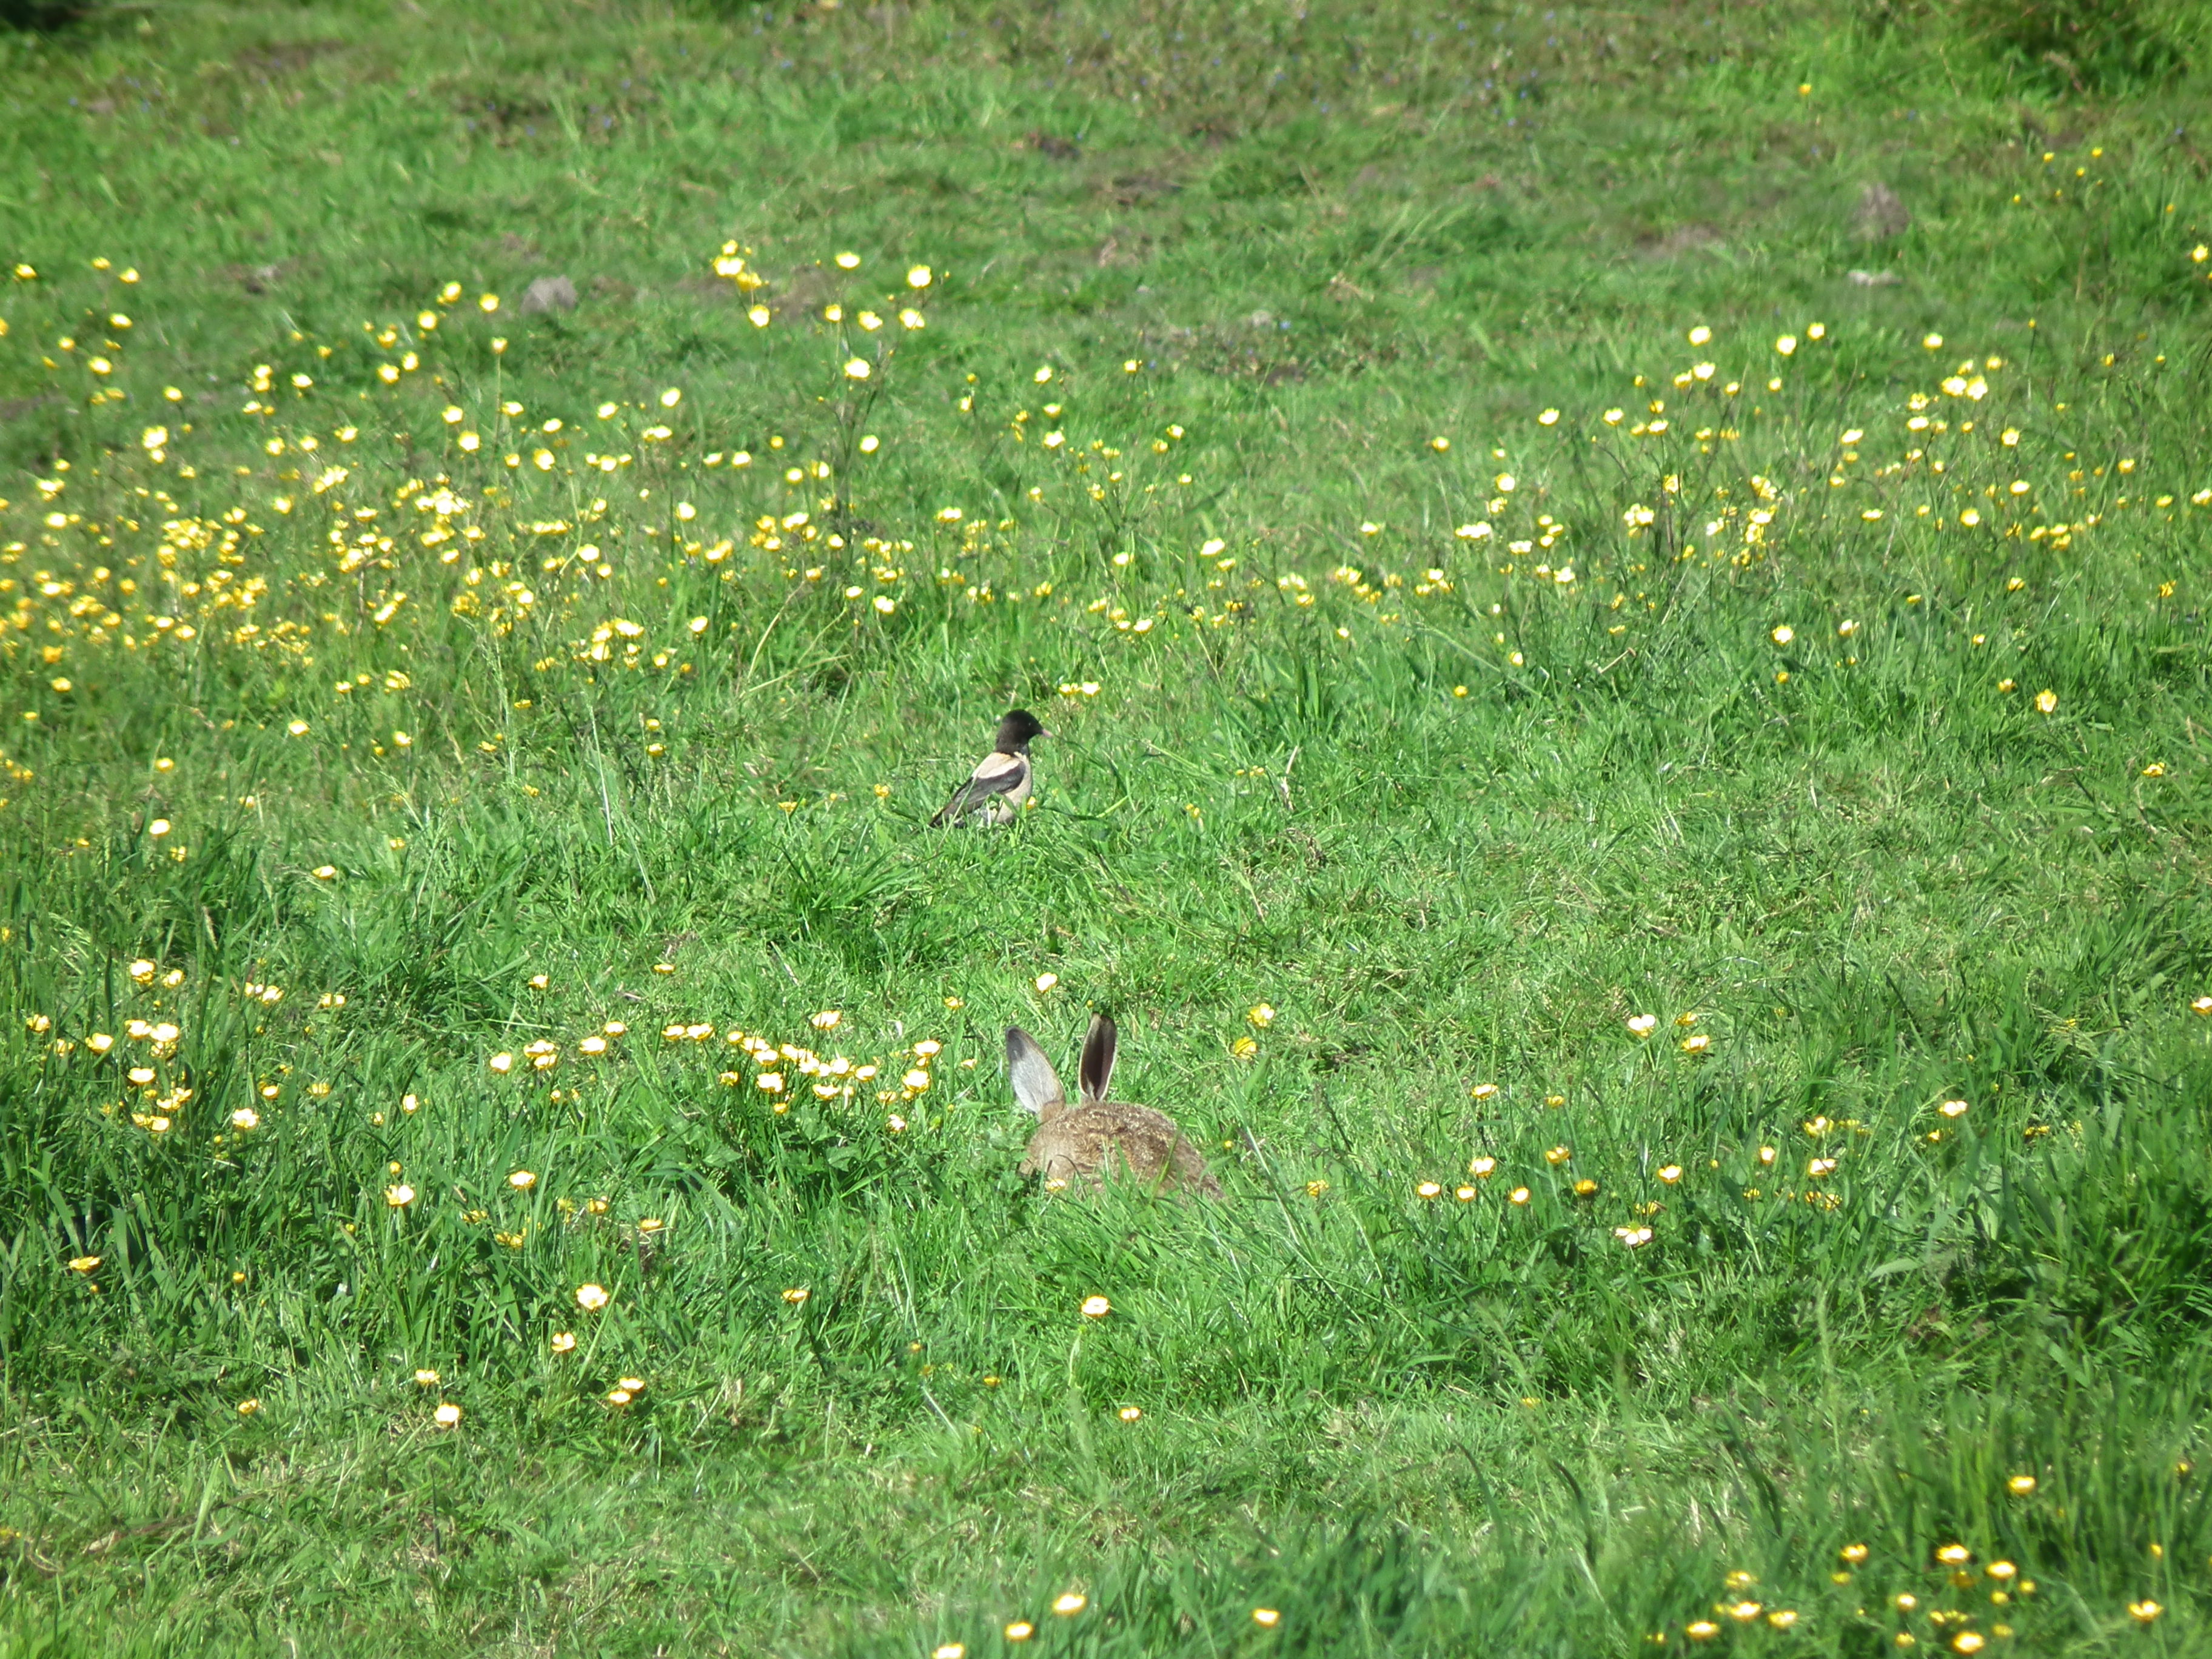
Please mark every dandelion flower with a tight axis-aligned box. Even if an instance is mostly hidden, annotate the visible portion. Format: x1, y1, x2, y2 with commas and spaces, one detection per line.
576, 1284, 611, 1312
1081, 1295, 1111, 1318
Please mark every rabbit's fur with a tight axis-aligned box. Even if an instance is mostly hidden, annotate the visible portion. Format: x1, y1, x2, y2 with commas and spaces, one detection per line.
1007, 1016, 1221, 1199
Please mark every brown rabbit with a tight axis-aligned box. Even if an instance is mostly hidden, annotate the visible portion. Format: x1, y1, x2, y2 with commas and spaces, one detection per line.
1007, 1015, 1222, 1199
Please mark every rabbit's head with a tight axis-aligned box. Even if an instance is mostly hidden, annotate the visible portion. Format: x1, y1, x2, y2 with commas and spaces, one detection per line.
1007, 1014, 1121, 1119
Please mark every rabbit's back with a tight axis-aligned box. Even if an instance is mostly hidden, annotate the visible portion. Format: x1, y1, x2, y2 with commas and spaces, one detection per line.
1021, 1101, 1222, 1199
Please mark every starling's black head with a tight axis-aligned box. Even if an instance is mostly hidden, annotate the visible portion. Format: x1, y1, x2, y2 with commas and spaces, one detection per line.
996, 709, 1050, 752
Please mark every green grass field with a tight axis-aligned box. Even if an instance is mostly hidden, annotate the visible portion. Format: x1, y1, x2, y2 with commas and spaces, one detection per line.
3, 0, 2212, 1651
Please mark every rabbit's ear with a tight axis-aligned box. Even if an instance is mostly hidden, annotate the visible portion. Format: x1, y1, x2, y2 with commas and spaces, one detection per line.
1005, 1027, 1065, 1118
1078, 1013, 1118, 1104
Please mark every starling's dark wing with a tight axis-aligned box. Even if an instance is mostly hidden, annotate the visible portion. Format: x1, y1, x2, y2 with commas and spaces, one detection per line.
930, 750, 1028, 826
